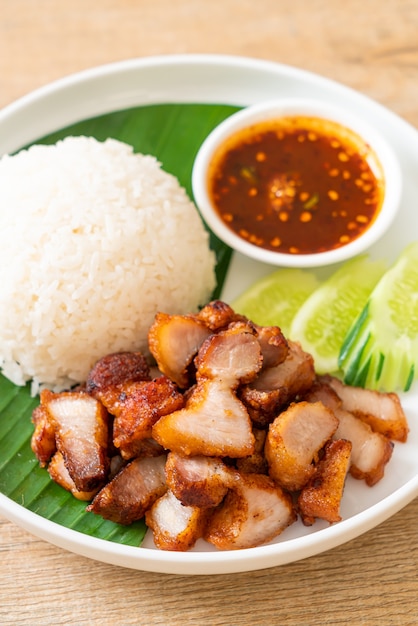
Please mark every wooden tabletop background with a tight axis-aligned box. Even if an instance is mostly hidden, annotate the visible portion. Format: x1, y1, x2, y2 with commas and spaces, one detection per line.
1, 1, 418, 624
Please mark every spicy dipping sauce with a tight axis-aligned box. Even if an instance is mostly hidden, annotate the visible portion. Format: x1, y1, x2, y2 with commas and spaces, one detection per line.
207, 116, 385, 255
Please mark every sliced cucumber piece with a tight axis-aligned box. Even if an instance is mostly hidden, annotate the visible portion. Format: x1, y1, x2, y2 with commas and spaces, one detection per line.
339, 241, 418, 391
289, 255, 387, 374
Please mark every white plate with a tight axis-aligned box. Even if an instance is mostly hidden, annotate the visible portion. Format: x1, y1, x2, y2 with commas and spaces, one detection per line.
0, 54, 417, 576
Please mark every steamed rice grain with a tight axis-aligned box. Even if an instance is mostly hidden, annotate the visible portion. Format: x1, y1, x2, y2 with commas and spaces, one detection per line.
0, 136, 216, 394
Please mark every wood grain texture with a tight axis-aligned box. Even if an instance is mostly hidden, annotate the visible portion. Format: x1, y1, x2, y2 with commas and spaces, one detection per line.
1, 1, 418, 624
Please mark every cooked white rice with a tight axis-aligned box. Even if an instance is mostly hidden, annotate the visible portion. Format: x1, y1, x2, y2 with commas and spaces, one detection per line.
0, 136, 216, 395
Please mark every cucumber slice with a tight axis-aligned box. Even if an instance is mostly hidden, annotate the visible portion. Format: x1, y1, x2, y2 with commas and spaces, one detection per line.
339, 241, 418, 391
231, 268, 320, 336
289, 255, 387, 374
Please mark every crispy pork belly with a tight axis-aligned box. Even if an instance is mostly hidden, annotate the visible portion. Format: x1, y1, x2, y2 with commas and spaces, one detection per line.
265, 401, 339, 491
298, 439, 352, 525
198, 300, 288, 366
153, 328, 261, 458
250, 340, 315, 393
334, 408, 393, 486
111, 377, 184, 459
86, 352, 151, 407
322, 375, 409, 443
148, 312, 211, 388
120, 437, 165, 459
165, 453, 232, 508
194, 324, 262, 385
87, 455, 167, 524
145, 489, 208, 551
205, 472, 296, 550
28, 295, 409, 552
303, 377, 342, 413
241, 340, 316, 427
40, 389, 110, 492
306, 379, 395, 486
31, 404, 56, 467
254, 324, 289, 369
48, 451, 98, 501
236, 428, 268, 475
153, 379, 256, 458
196, 299, 243, 331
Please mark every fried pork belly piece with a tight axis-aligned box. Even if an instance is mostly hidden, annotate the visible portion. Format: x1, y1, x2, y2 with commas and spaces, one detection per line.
111, 377, 184, 459
40, 389, 110, 492
197, 300, 288, 360
322, 375, 409, 443
250, 340, 315, 394
194, 321, 262, 384
145, 489, 208, 551
148, 313, 211, 388
87, 455, 167, 524
48, 451, 99, 501
165, 453, 231, 508
153, 327, 261, 458
121, 437, 165, 459
197, 300, 289, 367
153, 378, 255, 458
303, 377, 342, 413
265, 401, 339, 491
196, 299, 243, 331
304, 377, 394, 486
298, 439, 352, 525
86, 351, 151, 407
241, 340, 316, 427
31, 405, 56, 467
204, 472, 296, 550
148, 299, 287, 393
254, 325, 289, 369
334, 408, 393, 486
236, 428, 268, 475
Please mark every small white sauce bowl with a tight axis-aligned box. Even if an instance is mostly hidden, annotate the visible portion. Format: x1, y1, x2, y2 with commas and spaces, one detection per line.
192, 98, 402, 268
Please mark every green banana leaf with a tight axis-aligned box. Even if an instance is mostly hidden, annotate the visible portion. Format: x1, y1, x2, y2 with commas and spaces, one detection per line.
0, 102, 241, 546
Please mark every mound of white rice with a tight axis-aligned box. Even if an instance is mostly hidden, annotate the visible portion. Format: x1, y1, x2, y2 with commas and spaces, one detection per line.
0, 136, 216, 394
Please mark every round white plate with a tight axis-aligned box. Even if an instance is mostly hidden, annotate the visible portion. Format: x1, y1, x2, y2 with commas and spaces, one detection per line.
0, 54, 417, 575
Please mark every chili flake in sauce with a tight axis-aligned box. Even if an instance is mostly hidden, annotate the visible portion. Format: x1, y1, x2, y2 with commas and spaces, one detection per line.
207, 116, 385, 255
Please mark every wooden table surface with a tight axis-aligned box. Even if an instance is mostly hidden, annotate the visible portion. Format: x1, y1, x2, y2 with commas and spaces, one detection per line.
1, 1, 418, 624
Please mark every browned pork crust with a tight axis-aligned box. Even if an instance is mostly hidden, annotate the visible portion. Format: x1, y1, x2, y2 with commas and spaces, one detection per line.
298, 439, 352, 525
87, 455, 167, 524
30, 299, 408, 551
38, 389, 110, 492
204, 472, 296, 550
265, 401, 339, 491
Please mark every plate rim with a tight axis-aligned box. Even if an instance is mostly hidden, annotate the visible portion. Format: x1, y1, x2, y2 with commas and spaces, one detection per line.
2, 470, 417, 575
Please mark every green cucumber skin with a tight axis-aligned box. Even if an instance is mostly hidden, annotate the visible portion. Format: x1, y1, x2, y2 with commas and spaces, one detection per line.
338, 303, 370, 366
338, 245, 418, 392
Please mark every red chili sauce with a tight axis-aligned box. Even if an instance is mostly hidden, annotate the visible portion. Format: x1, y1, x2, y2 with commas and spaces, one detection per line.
207, 116, 385, 255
